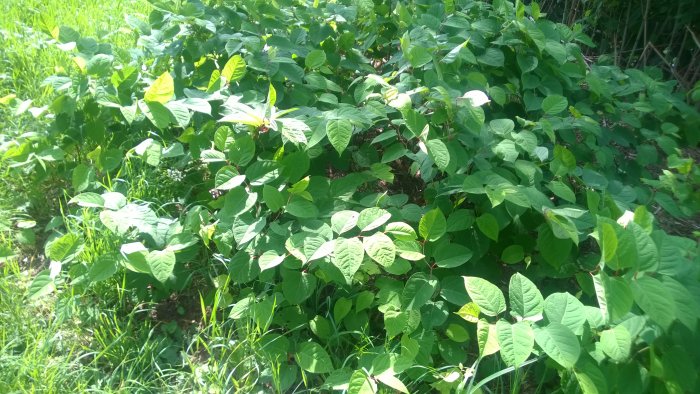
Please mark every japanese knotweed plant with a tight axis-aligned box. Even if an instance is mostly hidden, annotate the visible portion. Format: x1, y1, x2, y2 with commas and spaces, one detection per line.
3, 0, 699, 392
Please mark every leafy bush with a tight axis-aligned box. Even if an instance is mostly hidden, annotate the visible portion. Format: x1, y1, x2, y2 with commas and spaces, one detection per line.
2, 0, 700, 392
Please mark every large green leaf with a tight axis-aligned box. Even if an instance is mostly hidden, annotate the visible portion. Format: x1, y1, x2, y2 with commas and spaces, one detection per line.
477, 319, 500, 356
384, 309, 420, 338
221, 54, 246, 82
326, 119, 353, 154
331, 210, 360, 234
147, 249, 176, 283
496, 320, 535, 367
631, 275, 677, 330
46, 233, 84, 263
463, 276, 506, 317
433, 243, 472, 268
419, 208, 446, 241
476, 213, 499, 241
347, 369, 377, 394
600, 325, 631, 362
296, 342, 334, 374
144, 71, 174, 104
541, 95, 568, 115
534, 322, 580, 368
592, 272, 634, 323
305, 49, 327, 69
357, 207, 392, 232
574, 356, 609, 394
332, 237, 364, 284
363, 232, 396, 268
426, 139, 450, 170
509, 273, 544, 321
544, 293, 587, 335
401, 272, 438, 310
26, 270, 55, 300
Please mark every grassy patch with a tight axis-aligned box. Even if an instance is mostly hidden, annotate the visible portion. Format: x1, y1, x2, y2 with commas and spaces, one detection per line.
0, 0, 149, 102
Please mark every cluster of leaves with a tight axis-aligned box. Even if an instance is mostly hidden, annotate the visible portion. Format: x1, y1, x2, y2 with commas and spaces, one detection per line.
1, 0, 699, 392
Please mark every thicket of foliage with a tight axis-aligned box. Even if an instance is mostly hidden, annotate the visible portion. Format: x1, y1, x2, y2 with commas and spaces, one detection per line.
1, 0, 700, 392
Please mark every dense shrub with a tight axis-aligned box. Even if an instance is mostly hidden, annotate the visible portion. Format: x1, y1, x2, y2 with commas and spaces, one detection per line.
2, 0, 700, 392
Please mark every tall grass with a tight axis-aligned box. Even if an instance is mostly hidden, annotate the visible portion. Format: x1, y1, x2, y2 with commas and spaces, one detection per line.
0, 0, 150, 103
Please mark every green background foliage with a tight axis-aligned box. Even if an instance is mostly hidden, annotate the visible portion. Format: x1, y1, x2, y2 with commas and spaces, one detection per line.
1, 0, 699, 392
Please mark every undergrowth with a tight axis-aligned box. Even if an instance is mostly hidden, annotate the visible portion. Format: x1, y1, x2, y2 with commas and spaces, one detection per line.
1, 0, 699, 393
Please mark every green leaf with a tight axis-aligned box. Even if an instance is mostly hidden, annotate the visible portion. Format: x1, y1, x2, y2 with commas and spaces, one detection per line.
232, 215, 266, 245
547, 181, 576, 203
286, 198, 319, 218
538, 225, 572, 267
541, 95, 568, 115
215, 166, 246, 190
326, 119, 353, 155
221, 54, 246, 82
433, 243, 472, 268
661, 276, 700, 330
419, 208, 447, 242
147, 249, 175, 283
282, 270, 316, 304
296, 342, 334, 374
544, 293, 587, 335
376, 371, 408, 393
258, 250, 285, 271
279, 118, 309, 145
476, 213, 499, 241
426, 139, 450, 170
628, 222, 658, 272
262, 185, 285, 211
477, 319, 500, 356
332, 237, 364, 284
490, 118, 515, 135
347, 369, 376, 394
403, 109, 427, 137
517, 53, 538, 73
46, 233, 84, 263
408, 45, 433, 68
631, 275, 677, 330
305, 49, 327, 69
72, 164, 94, 192
355, 291, 374, 312
144, 72, 174, 104
501, 245, 524, 264
228, 134, 256, 166
600, 325, 631, 362
401, 272, 438, 310
599, 222, 618, 265
357, 207, 391, 232
384, 309, 421, 338
544, 210, 579, 245
534, 322, 580, 368
363, 232, 396, 268
384, 222, 417, 240
89, 253, 119, 282
496, 320, 535, 367
457, 302, 481, 323
27, 270, 55, 300
464, 276, 506, 317
592, 272, 634, 323
69, 192, 104, 208
478, 48, 505, 67
574, 356, 609, 394
493, 140, 519, 162
334, 297, 352, 323
331, 210, 360, 234
509, 273, 544, 321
